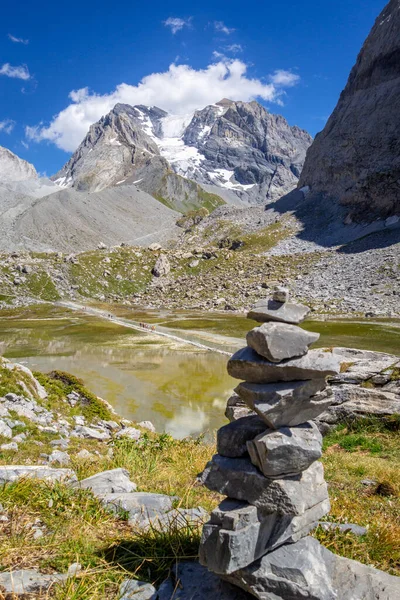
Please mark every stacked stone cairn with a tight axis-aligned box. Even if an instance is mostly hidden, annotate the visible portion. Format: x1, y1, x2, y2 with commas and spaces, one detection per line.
199, 289, 341, 594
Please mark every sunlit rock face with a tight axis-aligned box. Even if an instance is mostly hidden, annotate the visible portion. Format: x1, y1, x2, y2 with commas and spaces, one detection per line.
298, 0, 400, 221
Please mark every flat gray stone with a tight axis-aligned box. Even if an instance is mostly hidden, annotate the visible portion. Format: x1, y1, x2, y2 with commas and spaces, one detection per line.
225, 394, 254, 422
70, 468, 136, 495
99, 491, 176, 526
115, 427, 142, 440
217, 416, 267, 458
145, 507, 209, 532
0, 569, 65, 595
247, 299, 310, 324
223, 536, 400, 600
157, 561, 253, 600
272, 287, 289, 303
119, 579, 156, 600
318, 522, 367, 536
199, 497, 330, 574
228, 347, 340, 383
246, 322, 319, 363
0, 465, 77, 485
235, 379, 330, 428
0, 420, 13, 439
73, 425, 110, 440
247, 421, 322, 478
201, 458, 328, 513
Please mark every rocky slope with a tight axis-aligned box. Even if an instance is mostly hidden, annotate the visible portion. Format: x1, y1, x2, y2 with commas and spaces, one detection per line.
53, 100, 312, 207
0, 146, 37, 182
298, 0, 400, 222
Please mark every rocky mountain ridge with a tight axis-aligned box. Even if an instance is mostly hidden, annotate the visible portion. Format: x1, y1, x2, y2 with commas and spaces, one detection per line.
53, 99, 312, 207
298, 0, 400, 221
0, 146, 37, 182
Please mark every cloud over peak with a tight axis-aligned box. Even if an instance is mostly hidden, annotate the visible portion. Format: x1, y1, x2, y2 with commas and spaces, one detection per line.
26, 59, 300, 153
0, 63, 31, 80
164, 17, 192, 34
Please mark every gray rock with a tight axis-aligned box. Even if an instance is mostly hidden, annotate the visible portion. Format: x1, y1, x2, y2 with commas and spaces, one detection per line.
48, 450, 70, 466
152, 255, 170, 277
71, 468, 136, 495
318, 522, 367, 536
225, 394, 254, 422
228, 348, 340, 384
50, 438, 69, 449
137, 420, 156, 432
246, 322, 319, 363
247, 299, 310, 324
247, 422, 322, 478
157, 561, 253, 600
145, 507, 209, 532
217, 416, 267, 458
67, 562, 82, 577
0, 465, 77, 485
320, 384, 400, 424
0, 420, 13, 439
235, 379, 331, 428
223, 536, 400, 599
119, 579, 156, 600
73, 425, 110, 441
76, 449, 95, 460
200, 497, 330, 574
100, 491, 175, 526
1, 441, 18, 451
298, 0, 400, 223
115, 427, 142, 440
201, 457, 328, 513
272, 286, 289, 303
330, 348, 399, 384
0, 569, 65, 595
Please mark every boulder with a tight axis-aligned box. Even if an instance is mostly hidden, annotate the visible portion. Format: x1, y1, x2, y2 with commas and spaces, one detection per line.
70, 468, 136, 495
217, 416, 267, 458
201, 457, 328, 513
247, 422, 322, 478
247, 299, 310, 324
0, 570, 65, 595
152, 255, 170, 277
73, 425, 110, 441
0, 465, 77, 485
235, 380, 331, 428
330, 348, 399, 384
118, 579, 156, 600
100, 491, 176, 526
0, 420, 13, 439
246, 322, 319, 363
223, 536, 400, 600
157, 561, 253, 600
228, 347, 340, 384
200, 497, 330, 574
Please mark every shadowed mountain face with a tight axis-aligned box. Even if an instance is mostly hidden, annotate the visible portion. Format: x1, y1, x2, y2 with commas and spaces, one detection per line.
298, 0, 400, 222
52, 100, 312, 208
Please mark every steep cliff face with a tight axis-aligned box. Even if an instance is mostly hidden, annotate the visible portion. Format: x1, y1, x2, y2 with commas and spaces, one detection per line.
298, 0, 400, 221
53, 100, 312, 208
0, 146, 37, 182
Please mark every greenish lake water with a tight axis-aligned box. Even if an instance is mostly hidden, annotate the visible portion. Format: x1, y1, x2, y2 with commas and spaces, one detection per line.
0, 304, 398, 437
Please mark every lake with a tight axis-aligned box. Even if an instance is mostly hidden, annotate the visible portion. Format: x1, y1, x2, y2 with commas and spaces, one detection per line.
0, 303, 398, 438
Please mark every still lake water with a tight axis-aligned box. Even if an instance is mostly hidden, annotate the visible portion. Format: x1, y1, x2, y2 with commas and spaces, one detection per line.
0, 304, 399, 438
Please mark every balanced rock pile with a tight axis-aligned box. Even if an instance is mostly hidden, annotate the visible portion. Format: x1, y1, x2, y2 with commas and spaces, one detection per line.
199, 289, 341, 593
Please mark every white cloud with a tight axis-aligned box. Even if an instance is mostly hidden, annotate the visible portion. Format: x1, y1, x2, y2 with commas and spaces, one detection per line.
21, 140, 29, 149
8, 34, 29, 44
0, 63, 31, 80
164, 17, 192, 34
0, 119, 15, 134
225, 44, 243, 53
214, 21, 235, 35
270, 69, 299, 87
26, 59, 300, 153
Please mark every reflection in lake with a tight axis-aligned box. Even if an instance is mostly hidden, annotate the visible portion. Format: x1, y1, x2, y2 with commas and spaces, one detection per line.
0, 308, 234, 438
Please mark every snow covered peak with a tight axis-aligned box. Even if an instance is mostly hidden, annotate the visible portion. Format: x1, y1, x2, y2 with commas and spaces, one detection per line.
0, 146, 37, 182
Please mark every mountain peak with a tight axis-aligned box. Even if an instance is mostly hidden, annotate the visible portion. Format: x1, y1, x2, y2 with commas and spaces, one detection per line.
0, 146, 37, 183
216, 98, 235, 107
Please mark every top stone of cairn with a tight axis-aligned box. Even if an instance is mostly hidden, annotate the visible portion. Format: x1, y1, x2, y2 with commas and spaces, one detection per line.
248, 288, 310, 325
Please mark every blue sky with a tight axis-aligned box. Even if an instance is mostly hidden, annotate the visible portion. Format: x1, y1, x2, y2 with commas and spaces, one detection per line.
0, 0, 386, 175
